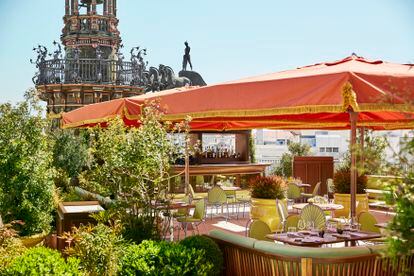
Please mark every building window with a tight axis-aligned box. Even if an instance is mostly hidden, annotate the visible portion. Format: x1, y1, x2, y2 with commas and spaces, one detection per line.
333, 147, 339, 152
326, 147, 333, 152
276, 139, 286, 145
301, 135, 316, 147
319, 147, 325, 152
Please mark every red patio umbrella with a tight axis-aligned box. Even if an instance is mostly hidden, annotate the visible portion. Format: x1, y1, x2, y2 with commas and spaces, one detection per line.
61, 54, 414, 219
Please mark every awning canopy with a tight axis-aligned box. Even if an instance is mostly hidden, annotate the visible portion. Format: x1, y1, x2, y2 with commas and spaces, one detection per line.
62, 55, 414, 130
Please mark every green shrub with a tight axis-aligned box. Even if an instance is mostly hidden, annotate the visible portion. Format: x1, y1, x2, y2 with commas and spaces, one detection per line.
0, 238, 26, 273
249, 175, 286, 199
4, 246, 80, 275
119, 240, 213, 276
180, 235, 223, 276
66, 223, 125, 276
333, 167, 367, 194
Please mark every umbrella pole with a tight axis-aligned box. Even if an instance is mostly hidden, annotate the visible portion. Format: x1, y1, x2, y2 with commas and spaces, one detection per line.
184, 138, 190, 196
360, 127, 365, 173
349, 111, 358, 221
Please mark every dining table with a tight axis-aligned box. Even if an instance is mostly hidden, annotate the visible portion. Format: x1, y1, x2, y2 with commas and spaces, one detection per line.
150, 200, 195, 241
266, 230, 382, 247
292, 203, 344, 212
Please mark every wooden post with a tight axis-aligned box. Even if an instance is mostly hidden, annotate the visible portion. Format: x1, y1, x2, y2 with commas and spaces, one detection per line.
184, 145, 190, 196
360, 127, 365, 174
349, 111, 358, 220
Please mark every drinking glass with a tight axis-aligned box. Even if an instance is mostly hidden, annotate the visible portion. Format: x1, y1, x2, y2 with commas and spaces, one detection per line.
287, 227, 297, 234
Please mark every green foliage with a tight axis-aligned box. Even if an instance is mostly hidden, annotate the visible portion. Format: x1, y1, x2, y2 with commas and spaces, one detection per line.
79, 102, 184, 242
384, 134, 414, 259
65, 222, 125, 276
118, 240, 213, 276
341, 130, 388, 175
333, 166, 367, 194
50, 129, 89, 191
249, 175, 286, 199
0, 88, 55, 235
0, 238, 26, 273
273, 142, 310, 177
180, 235, 223, 276
4, 246, 81, 276
249, 131, 256, 163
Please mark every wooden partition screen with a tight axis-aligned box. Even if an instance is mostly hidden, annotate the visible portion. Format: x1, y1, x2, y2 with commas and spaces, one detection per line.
293, 156, 334, 195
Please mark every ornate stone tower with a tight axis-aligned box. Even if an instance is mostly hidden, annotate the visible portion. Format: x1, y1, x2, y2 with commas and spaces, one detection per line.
33, 0, 144, 115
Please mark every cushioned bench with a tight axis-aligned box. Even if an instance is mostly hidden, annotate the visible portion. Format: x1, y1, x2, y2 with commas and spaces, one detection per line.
208, 229, 413, 276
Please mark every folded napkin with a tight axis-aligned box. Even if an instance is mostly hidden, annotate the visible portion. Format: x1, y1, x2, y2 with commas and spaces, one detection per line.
349, 232, 368, 237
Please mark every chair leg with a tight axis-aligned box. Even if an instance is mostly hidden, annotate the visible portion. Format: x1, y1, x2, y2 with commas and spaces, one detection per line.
184, 222, 188, 238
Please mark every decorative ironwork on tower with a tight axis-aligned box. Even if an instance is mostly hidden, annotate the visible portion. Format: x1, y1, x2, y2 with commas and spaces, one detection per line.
32, 0, 206, 116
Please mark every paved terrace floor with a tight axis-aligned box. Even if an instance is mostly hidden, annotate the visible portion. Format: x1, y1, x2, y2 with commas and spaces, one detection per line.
166, 190, 394, 242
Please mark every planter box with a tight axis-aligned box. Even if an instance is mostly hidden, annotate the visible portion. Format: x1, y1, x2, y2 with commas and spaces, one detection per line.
333, 193, 368, 218
250, 198, 287, 232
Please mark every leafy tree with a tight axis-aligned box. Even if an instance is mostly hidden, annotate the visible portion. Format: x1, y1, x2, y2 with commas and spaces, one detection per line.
273, 142, 310, 177
0, 89, 55, 235
384, 132, 414, 261
340, 130, 388, 175
50, 129, 90, 193
79, 102, 183, 243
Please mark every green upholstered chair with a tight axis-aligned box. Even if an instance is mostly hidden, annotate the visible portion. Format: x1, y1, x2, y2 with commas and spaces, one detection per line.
276, 199, 289, 230
207, 186, 229, 220
248, 219, 272, 241
188, 183, 204, 201
172, 195, 190, 218
284, 214, 300, 232
299, 203, 326, 230
302, 182, 321, 199
195, 175, 205, 189
177, 198, 206, 238
287, 183, 302, 208
358, 211, 380, 233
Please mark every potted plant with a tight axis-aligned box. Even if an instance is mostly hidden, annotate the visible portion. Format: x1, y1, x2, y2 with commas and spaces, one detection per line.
249, 176, 287, 231
333, 167, 369, 217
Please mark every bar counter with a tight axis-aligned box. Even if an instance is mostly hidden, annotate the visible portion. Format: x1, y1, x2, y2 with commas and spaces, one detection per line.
172, 163, 270, 176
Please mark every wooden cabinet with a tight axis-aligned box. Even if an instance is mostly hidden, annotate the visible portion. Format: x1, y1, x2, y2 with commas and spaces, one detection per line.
293, 156, 334, 195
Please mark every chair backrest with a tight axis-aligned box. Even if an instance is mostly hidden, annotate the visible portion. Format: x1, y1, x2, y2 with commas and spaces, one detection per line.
176, 195, 190, 216
287, 183, 302, 199
300, 203, 326, 230
193, 199, 206, 220
284, 214, 300, 232
248, 220, 272, 241
312, 182, 321, 196
326, 178, 334, 193
188, 184, 196, 198
276, 199, 288, 223
358, 211, 380, 233
195, 175, 204, 187
207, 186, 227, 204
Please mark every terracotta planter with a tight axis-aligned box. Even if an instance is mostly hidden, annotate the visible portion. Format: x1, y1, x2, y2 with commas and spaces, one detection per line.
333, 193, 369, 218
250, 198, 287, 232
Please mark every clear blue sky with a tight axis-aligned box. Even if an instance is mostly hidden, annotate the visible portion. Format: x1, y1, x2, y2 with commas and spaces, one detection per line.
0, 0, 413, 103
